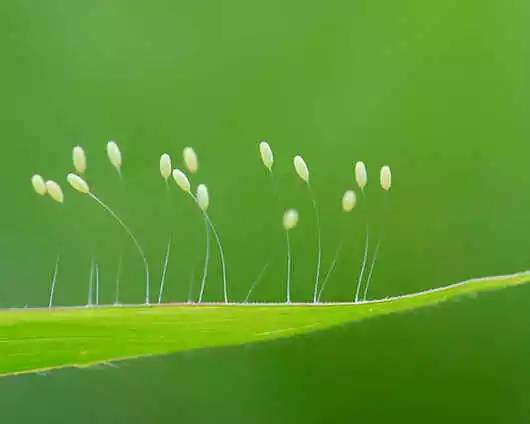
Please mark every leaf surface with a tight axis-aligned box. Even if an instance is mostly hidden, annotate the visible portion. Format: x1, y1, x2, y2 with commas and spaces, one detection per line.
1, 271, 529, 377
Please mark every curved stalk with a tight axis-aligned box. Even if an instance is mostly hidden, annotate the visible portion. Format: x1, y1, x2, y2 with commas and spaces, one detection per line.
197, 217, 211, 303
187, 192, 228, 304
202, 212, 228, 304
88, 192, 150, 305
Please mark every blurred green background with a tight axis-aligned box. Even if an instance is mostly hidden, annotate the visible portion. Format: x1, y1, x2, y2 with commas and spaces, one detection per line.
1, 0, 530, 422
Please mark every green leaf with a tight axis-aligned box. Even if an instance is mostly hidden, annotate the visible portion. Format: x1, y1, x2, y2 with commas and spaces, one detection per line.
1, 271, 529, 378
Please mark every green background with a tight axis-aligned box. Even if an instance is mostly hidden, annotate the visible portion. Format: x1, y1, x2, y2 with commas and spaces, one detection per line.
1, 0, 530, 422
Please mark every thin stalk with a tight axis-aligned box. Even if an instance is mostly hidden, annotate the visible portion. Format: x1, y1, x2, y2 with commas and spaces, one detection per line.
158, 236, 172, 304
187, 192, 228, 304
88, 192, 150, 305
265, 170, 282, 302
354, 190, 369, 303
87, 258, 94, 306
363, 194, 389, 300
47, 204, 64, 309
309, 185, 322, 304
187, 270, 195, 304
95, 262, 100, 305
48, 254, 60, 309
202, 212, 228, 304
355, 228, 369, 302
318, 243, 342, 302
285, 230, 293, 304
113, 173, 126, 305
158, 181, 172, 305
363, 239, 381, 301
114, 253, 122, 305
244, 264, 269, 303
197, 217, 211, 303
